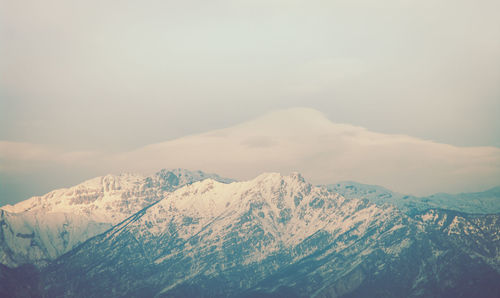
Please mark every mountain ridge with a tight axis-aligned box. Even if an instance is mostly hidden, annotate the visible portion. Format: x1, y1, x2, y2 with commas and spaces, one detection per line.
35, 172, 500, 297
0, 169, 234, 267
329, 181, 500, 214
1, 170, 499, 297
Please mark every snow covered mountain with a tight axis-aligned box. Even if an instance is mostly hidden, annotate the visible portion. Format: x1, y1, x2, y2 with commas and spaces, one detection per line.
28, 173, 500, 297
328, 181, 500, 214
0, 169, 233, 267
1, 171, 499, 297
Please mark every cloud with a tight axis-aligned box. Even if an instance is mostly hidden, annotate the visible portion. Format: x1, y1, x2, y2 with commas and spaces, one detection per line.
1, 108, 499, 201
106, 108, 500, 195
2, 0, 499, 151
0, 141, 101, 173
0, 141, 54, 161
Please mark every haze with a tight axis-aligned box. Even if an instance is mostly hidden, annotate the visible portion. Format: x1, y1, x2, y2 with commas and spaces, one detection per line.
1, 0, 500, 205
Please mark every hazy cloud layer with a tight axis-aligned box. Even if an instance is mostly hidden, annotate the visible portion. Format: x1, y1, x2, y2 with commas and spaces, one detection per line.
2, 108, 499, 205
2, 0, 500, 204
1, 0, 500, 151
113, 108, 500, 195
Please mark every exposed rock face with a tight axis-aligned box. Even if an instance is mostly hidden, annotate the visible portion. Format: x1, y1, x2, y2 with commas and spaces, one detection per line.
0, 263, 41, 298
2, 171, 498, 297
328, 181, 500, 214
0, 169, 234, 267
33, 174, 500, 297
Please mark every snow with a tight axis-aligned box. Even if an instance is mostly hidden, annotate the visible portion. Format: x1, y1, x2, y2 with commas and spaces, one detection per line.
121, 171, 403, 269
330, 181, 500, 214
5, 167, 492, 276
0, 169, 233, 267
5, 168, 496, 297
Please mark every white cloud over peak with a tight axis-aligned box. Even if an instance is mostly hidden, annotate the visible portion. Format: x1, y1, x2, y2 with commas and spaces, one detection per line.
1, 108, 499, 201
112, 108, 500, 195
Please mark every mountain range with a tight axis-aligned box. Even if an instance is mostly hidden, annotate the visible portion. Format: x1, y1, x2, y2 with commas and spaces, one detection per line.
0, 169, 499, 297
0, 169, 233, 267
330, 181, 500, 214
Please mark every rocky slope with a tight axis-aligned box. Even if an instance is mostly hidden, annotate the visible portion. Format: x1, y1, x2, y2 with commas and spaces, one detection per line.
328, 181, 500, 214
0, 169, 233, 267
36, 173, 500, 297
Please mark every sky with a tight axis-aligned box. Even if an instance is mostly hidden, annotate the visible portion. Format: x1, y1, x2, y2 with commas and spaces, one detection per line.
1, 0, 500, 205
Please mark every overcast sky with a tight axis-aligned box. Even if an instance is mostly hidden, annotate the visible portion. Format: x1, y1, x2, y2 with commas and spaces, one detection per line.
1, 0, 500, 205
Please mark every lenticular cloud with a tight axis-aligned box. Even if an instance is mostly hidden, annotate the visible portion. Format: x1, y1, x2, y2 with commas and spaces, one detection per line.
2, 108, 499, 196
111, 108, 500, 195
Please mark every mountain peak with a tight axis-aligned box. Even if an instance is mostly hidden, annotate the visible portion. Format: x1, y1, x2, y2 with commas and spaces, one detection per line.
4, 170, 500, 297
154, 168, 235, 188
253, 171, 305, 182
0, 169, 235, 267
252, 172, 282, 182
